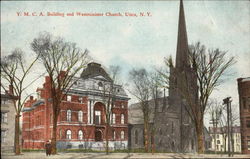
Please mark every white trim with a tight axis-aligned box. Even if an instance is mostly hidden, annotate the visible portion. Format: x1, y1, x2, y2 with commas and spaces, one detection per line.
88, 100, 90, 124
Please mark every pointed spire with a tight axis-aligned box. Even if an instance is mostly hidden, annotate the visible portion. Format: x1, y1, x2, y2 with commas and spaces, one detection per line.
176, 0, 189, 70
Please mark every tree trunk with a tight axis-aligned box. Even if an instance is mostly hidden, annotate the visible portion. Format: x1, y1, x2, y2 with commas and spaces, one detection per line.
14, 114, 21, 155
105, 123, 109, 154
51, 111, 58, 155
144, 119, 149, 152
196, 119, 204, 154
151, 132, 155, 154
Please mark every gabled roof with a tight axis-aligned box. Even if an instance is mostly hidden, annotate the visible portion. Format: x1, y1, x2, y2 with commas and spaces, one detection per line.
128, 97, 170, 124
80, 62, 112, 81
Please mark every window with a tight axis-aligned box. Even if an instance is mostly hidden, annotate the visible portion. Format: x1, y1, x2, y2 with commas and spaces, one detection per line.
79, 97, 83, 103
78, 111, 83, 122
112, 114, 116, 124
1, 112, 7, 123
98, 82, 103, 90
191, 140, 194, 150
1, 99, 8, 104
59, 129, 62, 139
113, 130, 116, 140
248, 140, 250, 150
135, 130, 138, 144
217, 140, 220, 144
67, 110, 72, 122
1, 130, 7, 142
121, 114, 125, 124
121, 131, 125, 140
78, 130, 83, 140
217, 134, 219, 139
121, 103, 125, 108
67, 95, 72, 102
95, 111, 101, 125
171, 121, 174, 134
66, 130, 72, 139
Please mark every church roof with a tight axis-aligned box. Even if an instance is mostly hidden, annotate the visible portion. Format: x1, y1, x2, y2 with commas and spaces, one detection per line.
128, 97, 172, 124
175, 0, 190, 70
80, 62, 112, 81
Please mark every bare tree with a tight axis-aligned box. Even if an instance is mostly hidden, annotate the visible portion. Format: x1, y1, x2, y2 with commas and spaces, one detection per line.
160, 42, 236, 153
148, 70, 164, 154
30, 32, 88, 154
100, 65, 121, 154
1, 49, 39, 155
128, 68, 151, 152
206, 99, 223, 153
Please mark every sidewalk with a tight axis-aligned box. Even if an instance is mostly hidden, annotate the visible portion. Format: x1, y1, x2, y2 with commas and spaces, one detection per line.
1, 152, 250, 159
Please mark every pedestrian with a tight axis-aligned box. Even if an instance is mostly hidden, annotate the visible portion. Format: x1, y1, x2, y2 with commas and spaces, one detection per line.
48, 140, 52, 156
45, 140, 49, 156
45, 140, 52, 156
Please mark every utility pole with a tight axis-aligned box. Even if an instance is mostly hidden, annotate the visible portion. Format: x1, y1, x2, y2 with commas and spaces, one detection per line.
223, 97, 232, 157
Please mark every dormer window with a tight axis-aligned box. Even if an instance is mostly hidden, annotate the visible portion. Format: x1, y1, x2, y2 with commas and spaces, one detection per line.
98, 82, 103, 90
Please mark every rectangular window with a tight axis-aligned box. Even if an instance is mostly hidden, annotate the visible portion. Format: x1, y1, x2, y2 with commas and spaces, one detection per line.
95, 111, 101, 125
67, 95, 72, 102
79, 97, 83, 104
112, 114, 116, 124
1, 130, 7, 142
121, 103, 125, 108
248, 140, 250, 150
217, 134, 219, 139
1, 113, 7, 123
243, 97, 247, 109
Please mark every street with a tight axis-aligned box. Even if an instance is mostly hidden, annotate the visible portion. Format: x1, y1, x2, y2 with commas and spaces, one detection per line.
1, 152, 250, 159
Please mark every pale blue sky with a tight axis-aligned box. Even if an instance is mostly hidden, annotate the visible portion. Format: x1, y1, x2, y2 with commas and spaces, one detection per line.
1, 1, 250, 124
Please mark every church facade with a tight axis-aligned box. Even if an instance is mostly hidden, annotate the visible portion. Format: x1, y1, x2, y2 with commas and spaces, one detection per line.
22, 62, 129, 150
128, 0, 198, 152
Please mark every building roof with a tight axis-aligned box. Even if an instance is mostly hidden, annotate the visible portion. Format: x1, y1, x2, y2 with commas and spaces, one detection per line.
128, 97, 170, 124
80, 62, 112, 81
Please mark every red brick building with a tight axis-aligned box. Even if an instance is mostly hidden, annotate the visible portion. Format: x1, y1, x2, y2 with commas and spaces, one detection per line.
22, 62, 129, 150
237, 77, 250, 154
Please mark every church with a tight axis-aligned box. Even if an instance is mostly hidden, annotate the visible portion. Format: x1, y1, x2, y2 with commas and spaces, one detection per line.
128, 0, 198, 152
22, 62, 129, 150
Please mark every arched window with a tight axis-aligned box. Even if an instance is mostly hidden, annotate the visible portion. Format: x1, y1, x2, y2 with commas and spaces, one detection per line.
78, 130, 83, 140
78, 111, 83, 122
67, 110, 71, 122
98, 82, 103, 90
66, 130, 72, 139
121, 114, 125, 124
121, 131, 125, 140
135, 130, 138, 144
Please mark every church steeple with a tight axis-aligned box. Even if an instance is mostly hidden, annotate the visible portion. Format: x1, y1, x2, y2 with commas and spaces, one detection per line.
176, 0, 189, 70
